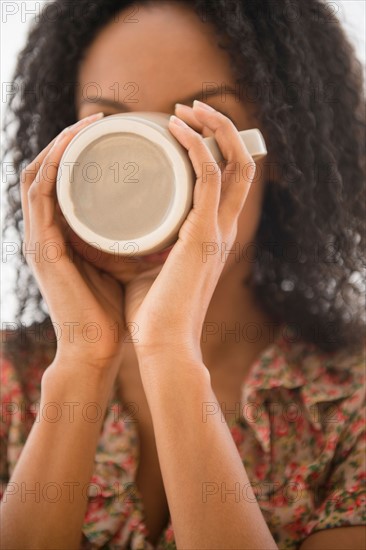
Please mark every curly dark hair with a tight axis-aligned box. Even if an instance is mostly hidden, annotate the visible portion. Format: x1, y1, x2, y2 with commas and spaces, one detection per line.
2, 0, 366, 360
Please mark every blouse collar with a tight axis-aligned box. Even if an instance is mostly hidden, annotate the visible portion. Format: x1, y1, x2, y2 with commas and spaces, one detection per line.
239, 323, 364, 453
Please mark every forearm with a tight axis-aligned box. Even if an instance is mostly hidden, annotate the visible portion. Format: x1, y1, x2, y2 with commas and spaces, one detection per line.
0, 361, 116, 550
138, 356, 278, 550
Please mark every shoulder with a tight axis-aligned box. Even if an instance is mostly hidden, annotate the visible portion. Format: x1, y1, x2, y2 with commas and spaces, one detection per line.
298, 377, 366, 542
1, 321, 57, 491
249, 326, 365, 413
293, 336, 366, 532
0, 321, 56, 498
280, 330, 365, 441
1, 320, 57, 404
279, 327, 365, 401
260, 332, 366, 544
266, 328, 366, 489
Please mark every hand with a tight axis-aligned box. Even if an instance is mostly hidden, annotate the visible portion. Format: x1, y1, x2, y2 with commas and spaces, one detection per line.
20, 113, 127, 373
124, 101, 257, 363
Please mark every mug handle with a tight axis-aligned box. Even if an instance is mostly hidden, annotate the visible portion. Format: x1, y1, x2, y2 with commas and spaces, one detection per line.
203, 128, 267, 162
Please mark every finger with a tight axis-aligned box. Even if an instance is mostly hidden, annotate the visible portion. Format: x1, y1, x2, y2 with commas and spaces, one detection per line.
168, 115, 221, 219
174, 104, 226, 172
20, 136, 59, 243
192, 100, 256, 220
192, 100, 252, 163
174, 103, 210, 136
20, 113, 104, 243
21, 136, 58, 189
27, 113, 104, 238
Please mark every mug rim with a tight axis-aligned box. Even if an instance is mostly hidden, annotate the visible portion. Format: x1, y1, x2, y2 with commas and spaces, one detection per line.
57, 113, 194, 255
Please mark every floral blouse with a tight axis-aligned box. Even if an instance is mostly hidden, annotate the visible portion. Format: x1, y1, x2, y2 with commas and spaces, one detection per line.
1, 323, 365, 549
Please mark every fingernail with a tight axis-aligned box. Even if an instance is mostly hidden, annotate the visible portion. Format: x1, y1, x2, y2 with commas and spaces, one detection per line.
170, 115, 189, 128
57, 113, 104, 141
76, 112, 104, 125
87, 112, 104, 120
56, 126, 71, 142
193, 100, 215, 111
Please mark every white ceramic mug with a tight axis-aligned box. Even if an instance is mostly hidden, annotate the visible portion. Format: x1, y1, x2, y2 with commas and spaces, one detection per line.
56, 112, 267, 256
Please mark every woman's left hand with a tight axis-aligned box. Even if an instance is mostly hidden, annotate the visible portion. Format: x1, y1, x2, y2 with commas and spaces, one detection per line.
124, 100, 257, 364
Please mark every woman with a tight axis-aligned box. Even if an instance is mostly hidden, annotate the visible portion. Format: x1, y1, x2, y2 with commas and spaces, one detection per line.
1, 0, 365, 548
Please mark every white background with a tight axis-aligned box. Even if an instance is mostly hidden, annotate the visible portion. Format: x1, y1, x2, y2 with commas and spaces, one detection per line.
1, 1, 365, 325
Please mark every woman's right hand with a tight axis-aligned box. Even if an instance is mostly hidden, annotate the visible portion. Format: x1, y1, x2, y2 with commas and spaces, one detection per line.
20, 113, 127, 373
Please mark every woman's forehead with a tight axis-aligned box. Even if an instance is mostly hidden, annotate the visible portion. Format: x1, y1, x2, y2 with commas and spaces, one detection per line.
75, 2, 235, 110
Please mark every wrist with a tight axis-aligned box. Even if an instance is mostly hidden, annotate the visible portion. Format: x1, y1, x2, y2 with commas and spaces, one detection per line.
135, 341, 203, 366
47, 346, 123, 379
41, 357, 118, 402
137, 353, 211, 419
137, 348, 210, 383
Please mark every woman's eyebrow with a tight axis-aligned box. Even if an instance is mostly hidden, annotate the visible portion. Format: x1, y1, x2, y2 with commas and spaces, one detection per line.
80, 97, 132, 112
177, 86, 238, 105
80, 86, 238, 112
80, 90, 237, 123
